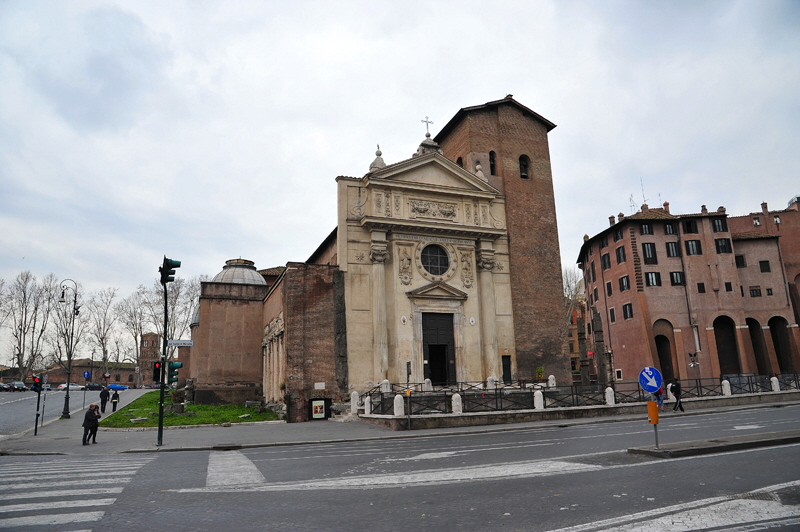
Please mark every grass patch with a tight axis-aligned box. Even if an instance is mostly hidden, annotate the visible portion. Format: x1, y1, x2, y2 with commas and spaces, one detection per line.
99, 391, 280, 428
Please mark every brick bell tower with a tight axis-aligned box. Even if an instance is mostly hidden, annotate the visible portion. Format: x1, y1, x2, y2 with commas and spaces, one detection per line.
434, 95, 569, 383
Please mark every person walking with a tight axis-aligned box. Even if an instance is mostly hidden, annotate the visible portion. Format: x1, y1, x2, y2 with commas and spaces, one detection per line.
670, 379, 684, 412
111, 390, 120, 412
99, 387, 110, 413
82, 403, 101, 445
653, 386, 665, 412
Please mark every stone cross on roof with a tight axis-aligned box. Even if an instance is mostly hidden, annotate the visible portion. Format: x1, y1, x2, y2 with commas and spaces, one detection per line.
421, 116, 433, 134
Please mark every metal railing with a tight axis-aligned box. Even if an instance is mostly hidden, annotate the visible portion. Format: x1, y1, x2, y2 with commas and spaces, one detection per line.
777, 373, 800, 391
360, 373, 798, 417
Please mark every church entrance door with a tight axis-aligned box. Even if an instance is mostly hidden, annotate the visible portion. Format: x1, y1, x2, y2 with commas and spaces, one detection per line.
422, 313, 456, 386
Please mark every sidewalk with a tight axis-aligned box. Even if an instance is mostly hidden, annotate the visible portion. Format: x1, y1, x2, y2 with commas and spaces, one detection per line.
2, 398, 799, 457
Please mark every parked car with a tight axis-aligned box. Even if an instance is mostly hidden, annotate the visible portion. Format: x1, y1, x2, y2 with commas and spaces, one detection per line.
85, 382, 104, 391
10, 381, 27, 391
107, 384, 128, 391
0, 382, 11, 392
57, 383, 85, 391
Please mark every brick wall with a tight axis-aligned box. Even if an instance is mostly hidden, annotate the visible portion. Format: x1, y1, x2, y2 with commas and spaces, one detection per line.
282, 263, 342, 422
436, 100, 569, 383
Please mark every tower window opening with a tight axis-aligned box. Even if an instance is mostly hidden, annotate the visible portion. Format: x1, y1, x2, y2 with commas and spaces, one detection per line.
519, 155, 530, 179
489, 151, 496, 175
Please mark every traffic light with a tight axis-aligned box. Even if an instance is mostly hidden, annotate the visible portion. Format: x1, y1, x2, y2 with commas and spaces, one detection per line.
31, 375, 42, 393
167, 361, 183, 384
153, 361, 162, 382
159, 256, 181, 284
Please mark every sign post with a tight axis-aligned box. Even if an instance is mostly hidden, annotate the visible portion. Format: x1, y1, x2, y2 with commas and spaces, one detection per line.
639, 367, 663, 449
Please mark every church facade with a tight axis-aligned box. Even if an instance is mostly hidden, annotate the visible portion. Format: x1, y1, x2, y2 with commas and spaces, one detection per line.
184, 96, 569, 421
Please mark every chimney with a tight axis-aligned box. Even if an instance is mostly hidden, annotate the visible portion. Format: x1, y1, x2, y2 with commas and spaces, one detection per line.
701, 205, 708, 214
663, 201, 670, 213
641, 204, 649, 213
618, 213, 625, 222
761, 202, 769, 214
609, 216, 616, 227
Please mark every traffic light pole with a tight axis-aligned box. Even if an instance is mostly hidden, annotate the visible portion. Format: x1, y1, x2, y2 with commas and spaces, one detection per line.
156, 256, 180, 447
33, 388, 42, 436
157, 280, 167, 447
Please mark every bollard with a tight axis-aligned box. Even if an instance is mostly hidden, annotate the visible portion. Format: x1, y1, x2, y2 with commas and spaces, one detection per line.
534, 390, 544, 410
487, 376, 496, 389
364, 396, 372, 414
394, 394, 405, 416
722, 380, 731, 396
771, 376, 780, 392
452, 393, 463, 415
548, 375, 556, 387
605, 386, 616, 406
423, 378, 433, 392
350, 391, 360, 415
381, 379, 391, 393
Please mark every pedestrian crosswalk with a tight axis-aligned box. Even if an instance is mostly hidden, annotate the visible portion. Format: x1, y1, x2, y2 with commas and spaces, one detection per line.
0, 456, 155, 530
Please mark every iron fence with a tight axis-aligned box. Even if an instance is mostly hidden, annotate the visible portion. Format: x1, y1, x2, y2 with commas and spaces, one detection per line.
777, 373, 800, 391
359, 373, 798, 417
679, 378, 724, 398
723, 374, 772, 394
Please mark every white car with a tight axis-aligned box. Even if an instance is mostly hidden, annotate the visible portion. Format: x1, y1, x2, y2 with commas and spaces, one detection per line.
57, 383, 85, 391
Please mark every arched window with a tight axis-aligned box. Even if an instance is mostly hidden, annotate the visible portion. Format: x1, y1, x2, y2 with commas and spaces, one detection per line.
489, 151, 496, 175
456, 157, 463, 168
128, 374, 134, 382
115, 374, 121, 382
519, 155, 530, 179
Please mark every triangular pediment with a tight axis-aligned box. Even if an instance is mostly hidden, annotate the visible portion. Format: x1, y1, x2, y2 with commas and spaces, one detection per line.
406, 281, 468, 300
369, 152, 498, 195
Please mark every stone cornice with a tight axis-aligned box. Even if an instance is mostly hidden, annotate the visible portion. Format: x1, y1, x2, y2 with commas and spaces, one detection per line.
358, 217, 505, 241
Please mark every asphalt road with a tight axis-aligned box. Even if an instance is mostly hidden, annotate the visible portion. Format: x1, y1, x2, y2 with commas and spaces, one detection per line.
2, 405, 799, 531
0, 388, 146, 438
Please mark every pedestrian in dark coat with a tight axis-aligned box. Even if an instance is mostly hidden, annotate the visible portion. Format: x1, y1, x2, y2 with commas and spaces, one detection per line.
99, 387, 110, 413
111, 390, 120, 412
671, 380, 684, 412
82, 403, 101, 445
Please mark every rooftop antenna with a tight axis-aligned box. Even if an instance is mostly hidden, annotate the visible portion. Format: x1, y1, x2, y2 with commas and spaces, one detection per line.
640, 178, 649, 205
629, 194, 637, 214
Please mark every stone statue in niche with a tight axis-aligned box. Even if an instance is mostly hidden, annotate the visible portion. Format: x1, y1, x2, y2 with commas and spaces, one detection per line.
398, 247, 412, 285
460, 251, 474, 288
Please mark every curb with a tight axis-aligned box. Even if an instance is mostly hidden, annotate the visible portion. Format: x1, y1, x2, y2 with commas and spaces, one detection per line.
627, 429, 800, 458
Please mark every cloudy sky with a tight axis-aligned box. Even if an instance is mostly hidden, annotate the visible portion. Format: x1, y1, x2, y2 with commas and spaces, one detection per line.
1, 0, 798, 299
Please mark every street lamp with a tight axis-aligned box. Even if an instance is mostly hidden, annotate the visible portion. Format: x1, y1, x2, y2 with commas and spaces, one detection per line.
59, 279, 80, 419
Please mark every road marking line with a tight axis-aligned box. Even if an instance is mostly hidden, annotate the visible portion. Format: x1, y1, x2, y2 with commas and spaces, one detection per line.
183, 458, 603, 492
207, 450, 266, 487
0, 498, 115, 513
0, 478, 131, 491
0, 487, 124, 501
0, 511, 105, 528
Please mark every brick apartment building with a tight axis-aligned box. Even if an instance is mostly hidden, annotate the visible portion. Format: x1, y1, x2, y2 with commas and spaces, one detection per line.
185, 96, 569, 420
578, 202, 800, 385
728, 197, 800, 325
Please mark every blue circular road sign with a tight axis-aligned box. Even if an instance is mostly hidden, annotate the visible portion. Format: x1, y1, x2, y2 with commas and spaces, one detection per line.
638, 366, 663, 393
83, 370, 91, 379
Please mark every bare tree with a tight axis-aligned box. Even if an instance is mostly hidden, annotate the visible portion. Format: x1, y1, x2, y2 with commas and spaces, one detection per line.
141, 276, 205, 359
0, 278, 8, 329
48, 280, 89, 375
7, 272, 58, 379
86, 287, 119, 375
115, 286, 149, 369
562, 266, 584, 322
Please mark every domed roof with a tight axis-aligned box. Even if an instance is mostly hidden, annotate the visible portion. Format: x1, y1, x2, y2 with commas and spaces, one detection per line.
211, 259, 267, 285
